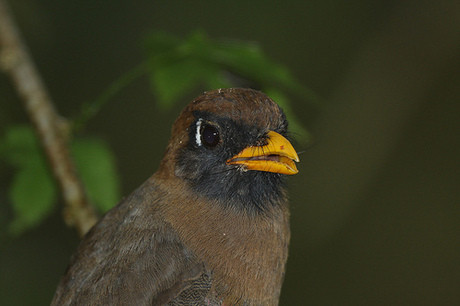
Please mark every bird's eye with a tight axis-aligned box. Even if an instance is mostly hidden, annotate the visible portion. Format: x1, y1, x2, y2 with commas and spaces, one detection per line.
200, 124, 220, 147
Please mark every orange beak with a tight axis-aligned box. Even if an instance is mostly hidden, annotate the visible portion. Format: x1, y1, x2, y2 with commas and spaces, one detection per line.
226, 131, 299, 175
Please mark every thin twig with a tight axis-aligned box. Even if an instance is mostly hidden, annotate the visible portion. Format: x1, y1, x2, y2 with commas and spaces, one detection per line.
73, 62, 148, 132
0, 0, 98, 236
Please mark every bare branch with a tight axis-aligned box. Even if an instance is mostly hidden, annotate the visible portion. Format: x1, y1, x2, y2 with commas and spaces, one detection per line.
0, 0, 98, 236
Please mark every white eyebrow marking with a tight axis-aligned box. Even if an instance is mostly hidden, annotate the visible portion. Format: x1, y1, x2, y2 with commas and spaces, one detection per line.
195, 118, 203, 146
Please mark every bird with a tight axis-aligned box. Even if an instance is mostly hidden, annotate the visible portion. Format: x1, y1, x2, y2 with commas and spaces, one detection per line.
52, 88, 300, 305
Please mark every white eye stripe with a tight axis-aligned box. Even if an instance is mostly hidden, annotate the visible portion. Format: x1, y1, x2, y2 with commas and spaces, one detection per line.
195, 118, 203, 146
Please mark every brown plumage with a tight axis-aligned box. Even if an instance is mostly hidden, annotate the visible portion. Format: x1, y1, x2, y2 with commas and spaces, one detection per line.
52, 88, 299, 305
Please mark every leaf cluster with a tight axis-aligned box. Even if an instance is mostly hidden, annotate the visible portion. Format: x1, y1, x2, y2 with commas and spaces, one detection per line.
0, 127, 119, 235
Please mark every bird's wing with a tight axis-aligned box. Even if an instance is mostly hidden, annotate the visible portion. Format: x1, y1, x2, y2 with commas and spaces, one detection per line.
52, 180, 214, 305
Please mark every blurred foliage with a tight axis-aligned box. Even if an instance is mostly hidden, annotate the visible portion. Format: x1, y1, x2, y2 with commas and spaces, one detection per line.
0, 126, 57, 236
75, 30, 315, 139
0, 126, 120, 235
144, 30, 313, 140
2, 30, 314, 236
71, 138, 120, 213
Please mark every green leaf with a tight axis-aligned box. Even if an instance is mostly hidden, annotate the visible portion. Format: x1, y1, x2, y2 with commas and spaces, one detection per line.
72, 138, 120, 213
1, 126, 121, 234
150, 60, 233, 109
0, 125, 40, 166
145, 31, 226, 110
8, 151, 57, 235
143, 31, 318, 123
0, 125, 58, 235
150, 59, 214, 109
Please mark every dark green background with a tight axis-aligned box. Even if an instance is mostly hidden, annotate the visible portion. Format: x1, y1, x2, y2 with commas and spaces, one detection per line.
1, 0, 459, 305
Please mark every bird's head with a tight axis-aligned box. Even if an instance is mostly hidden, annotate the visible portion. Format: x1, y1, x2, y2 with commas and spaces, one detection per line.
157, 88, 299, 214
